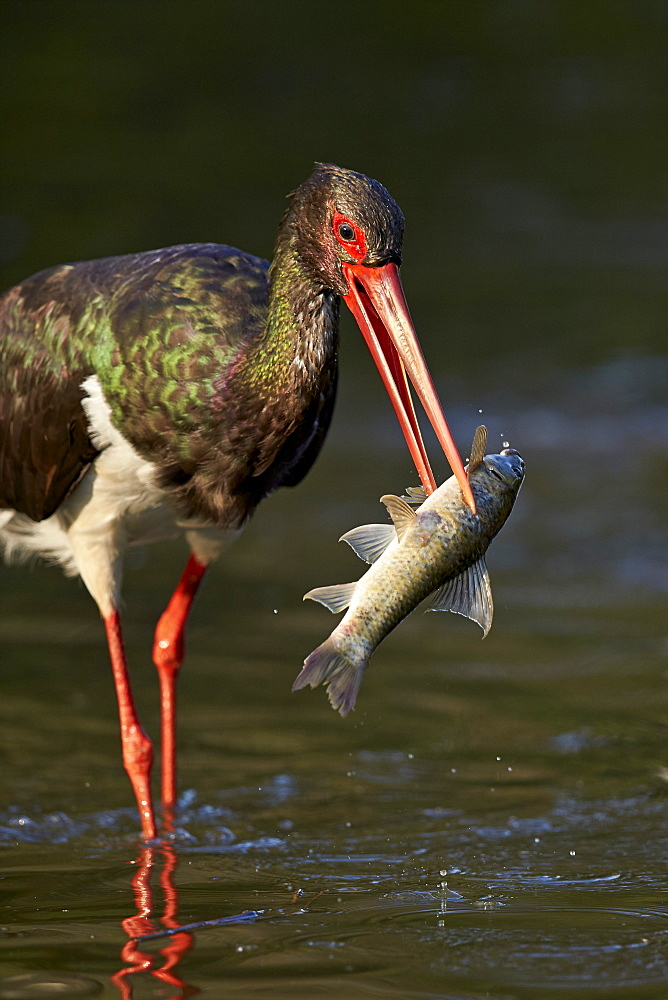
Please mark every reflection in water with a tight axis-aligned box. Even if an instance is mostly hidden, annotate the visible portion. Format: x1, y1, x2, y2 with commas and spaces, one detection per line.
1, 785, 667, 997
111, 838, 323, 999
112, 843, 196, 1000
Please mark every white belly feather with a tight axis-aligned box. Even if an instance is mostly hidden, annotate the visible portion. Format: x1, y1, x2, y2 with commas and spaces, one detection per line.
0, 375, 236, 616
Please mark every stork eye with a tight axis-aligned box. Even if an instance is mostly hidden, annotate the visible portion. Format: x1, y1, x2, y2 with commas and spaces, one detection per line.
332, 211, 368, 261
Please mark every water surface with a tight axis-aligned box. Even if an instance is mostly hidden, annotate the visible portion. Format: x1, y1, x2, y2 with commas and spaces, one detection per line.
2, 360, 667, 999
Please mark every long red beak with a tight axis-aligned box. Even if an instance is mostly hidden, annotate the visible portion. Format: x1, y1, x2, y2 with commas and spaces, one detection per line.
342, 260, 476, 513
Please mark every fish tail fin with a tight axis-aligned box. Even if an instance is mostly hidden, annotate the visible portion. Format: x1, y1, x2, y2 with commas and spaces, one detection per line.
292, 638, 365, 717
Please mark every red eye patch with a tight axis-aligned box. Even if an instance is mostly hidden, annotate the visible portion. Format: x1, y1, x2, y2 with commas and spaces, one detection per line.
332, 211, 368, 262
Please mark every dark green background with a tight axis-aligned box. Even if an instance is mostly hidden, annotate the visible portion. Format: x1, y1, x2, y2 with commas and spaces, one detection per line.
2, 1, 666, 366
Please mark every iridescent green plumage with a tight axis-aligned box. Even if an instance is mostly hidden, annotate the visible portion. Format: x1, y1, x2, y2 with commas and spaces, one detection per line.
0, 240, 339, 526
1, 247, 258, 519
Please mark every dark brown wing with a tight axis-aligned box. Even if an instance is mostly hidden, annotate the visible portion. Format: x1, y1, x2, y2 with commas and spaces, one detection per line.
0, 244, 274, 527
0, 278, 98, 522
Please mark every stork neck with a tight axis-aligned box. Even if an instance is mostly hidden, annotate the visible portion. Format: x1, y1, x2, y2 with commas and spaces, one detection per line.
246, 237, 339, 391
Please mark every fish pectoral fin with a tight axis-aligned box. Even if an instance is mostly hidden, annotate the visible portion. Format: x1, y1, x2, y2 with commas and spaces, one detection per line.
304, 582, 357, 614
428, 556, 494, 636
340, 523, 396, 564
380, 494, 416, 540
467, 425, 487, 478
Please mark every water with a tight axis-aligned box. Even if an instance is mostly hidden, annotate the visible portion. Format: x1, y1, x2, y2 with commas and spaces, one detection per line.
1, 358, 667, 998
2, 5, 668, 997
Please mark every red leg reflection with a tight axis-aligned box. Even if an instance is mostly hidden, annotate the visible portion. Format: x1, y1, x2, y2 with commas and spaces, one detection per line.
113, 845, 196, 1000
155, 843, 196, 996
152, 554, 208, 827
111, 847, 157, 1000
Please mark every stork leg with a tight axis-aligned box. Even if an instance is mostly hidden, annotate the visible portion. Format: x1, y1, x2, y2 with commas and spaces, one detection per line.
152, 554, 208, 823
104, 610, 157, 842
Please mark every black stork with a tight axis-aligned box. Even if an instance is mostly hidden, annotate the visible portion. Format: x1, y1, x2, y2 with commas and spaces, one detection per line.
0, 164, 475, 841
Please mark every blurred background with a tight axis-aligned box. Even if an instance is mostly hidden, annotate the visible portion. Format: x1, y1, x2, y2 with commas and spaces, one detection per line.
2, 1, 667, 362
1, 3, 667, 996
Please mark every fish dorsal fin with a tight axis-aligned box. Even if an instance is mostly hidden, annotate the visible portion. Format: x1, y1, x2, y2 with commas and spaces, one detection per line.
428, 556, 494, 636
403, 485, 428, 505
467, 425, 487, 478
340, 523, 396, 564
380, 494, 416, 540
304, 582, 357, 614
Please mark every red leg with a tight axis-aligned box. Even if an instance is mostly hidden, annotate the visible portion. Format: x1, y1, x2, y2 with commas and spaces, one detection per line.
104, 611, 157, 842
152, 554, 208, 823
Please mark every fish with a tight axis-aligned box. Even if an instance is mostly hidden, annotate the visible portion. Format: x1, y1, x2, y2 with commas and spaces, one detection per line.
292, 426, 524, 716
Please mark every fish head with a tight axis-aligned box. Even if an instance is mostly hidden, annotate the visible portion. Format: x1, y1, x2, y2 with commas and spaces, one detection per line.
482, 448, 525, 491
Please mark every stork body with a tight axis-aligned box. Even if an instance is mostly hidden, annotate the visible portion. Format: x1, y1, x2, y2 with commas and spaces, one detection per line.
0, 165, 472, 839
